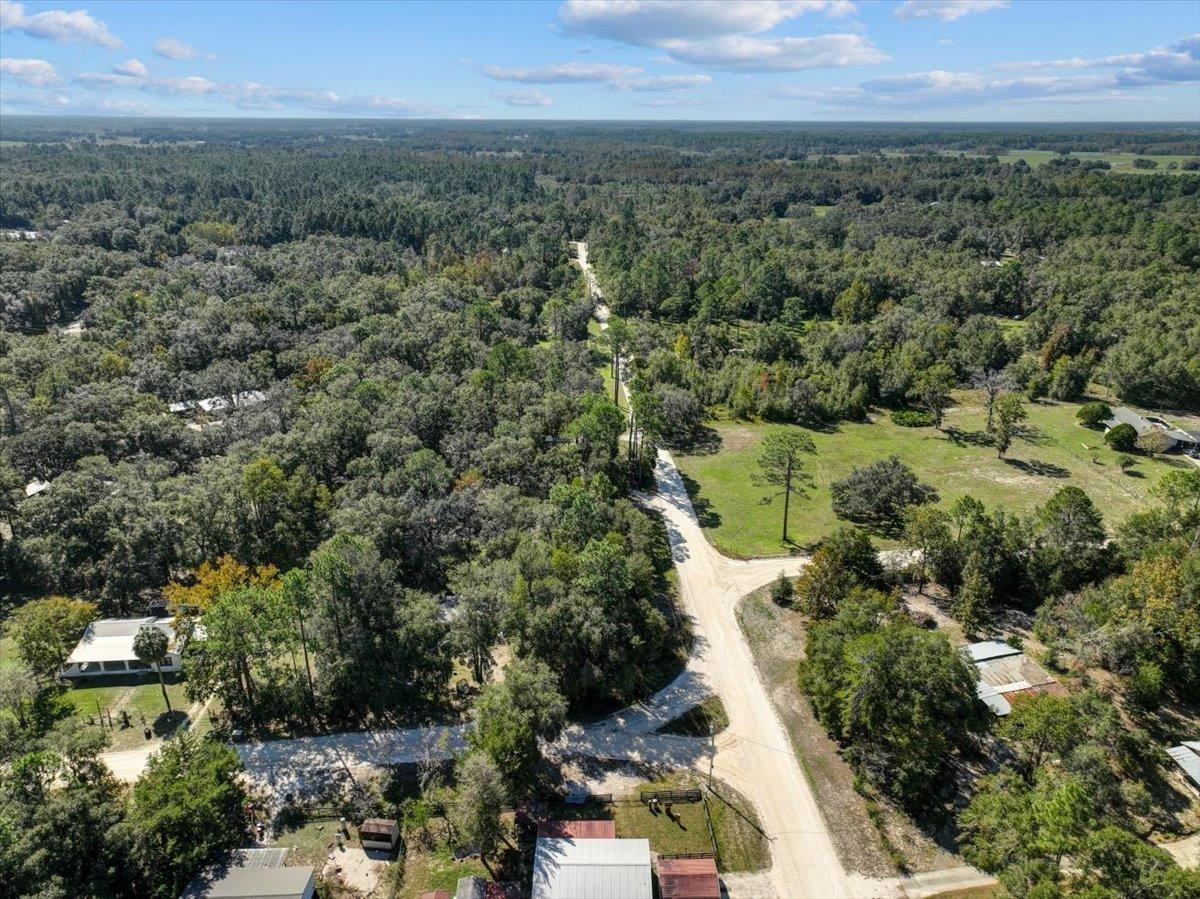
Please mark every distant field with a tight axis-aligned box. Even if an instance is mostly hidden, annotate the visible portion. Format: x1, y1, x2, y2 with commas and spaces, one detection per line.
675, 394, 1192, 558
933, 149, 1197, 173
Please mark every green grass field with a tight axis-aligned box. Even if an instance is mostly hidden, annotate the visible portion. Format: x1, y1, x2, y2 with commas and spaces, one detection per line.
675, 394, 1193, 558
878, 149, 1200, 174
550, 773, 768, 872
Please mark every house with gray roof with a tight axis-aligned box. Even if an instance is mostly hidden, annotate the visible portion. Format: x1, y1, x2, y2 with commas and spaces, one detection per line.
1102, 407, 1200, 454
181, 848, 315, 899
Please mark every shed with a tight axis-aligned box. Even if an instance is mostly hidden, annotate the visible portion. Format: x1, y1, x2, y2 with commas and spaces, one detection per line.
1167, 742, 1200, 792
532, 837, 652, 899
964, 641, 1065, 717
537, 819, 616, 840
657, 857, 720, 899
360, 817, 400, 851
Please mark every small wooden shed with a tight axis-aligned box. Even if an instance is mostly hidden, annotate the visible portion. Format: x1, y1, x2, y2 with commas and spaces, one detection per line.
360, 817, 400, 851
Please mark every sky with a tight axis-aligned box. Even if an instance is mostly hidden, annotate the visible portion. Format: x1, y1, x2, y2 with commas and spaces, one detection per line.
1, 0, 1198, 121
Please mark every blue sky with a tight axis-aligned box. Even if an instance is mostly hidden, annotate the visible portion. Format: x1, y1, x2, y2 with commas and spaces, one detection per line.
1, 0, 1197, 120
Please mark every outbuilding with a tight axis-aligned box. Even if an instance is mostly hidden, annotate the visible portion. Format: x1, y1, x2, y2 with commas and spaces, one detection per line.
359, 817, 400, 852
181, 848, 315, 899
964, 641, 1066, 716
532, 837, 652, 899
1167, 742, 1200, 794
657, 857, 720, 899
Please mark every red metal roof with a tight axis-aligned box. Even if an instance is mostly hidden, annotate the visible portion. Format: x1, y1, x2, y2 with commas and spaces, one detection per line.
658, 857, 720, 899
536, 819, 617, 839
418, 892, 450, 899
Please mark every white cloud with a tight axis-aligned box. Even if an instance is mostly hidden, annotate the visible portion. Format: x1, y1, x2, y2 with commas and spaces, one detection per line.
787, 34, 1199, 111
996, 34, 1200, 87
661, 33, 887, 71
0, 0, 120, 48
484, 62, 642, 84
485, 61, 710, 91
113, 58, 148, 77
153, 37, 211, 60
621, 73, 712, 91
555, 0, 882, 72
0, 56, 61, 86
559, 0, 855, 44
894, 1, 1009, 22
73, 65, 443, 116
492, 88, 554, 107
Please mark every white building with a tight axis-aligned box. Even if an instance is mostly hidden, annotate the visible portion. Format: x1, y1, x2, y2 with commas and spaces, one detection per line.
61, 616, 182, 678
168, 390, 266, 415
532, 837, 652, 899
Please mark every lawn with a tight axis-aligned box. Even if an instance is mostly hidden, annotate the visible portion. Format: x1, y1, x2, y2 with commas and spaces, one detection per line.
58, 675, 194, 750
675, 394, 1191, 558
549, 772, 769, 872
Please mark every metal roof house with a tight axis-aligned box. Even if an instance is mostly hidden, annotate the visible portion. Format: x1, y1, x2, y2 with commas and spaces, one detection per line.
1167, 742, 1200, 793
1102, 407, 1200, 453
181, 848, 315, 899
964, 641, 1066, 716
62, 616, 182, 678
532, 837, 652, 899
169, 390, 266, 415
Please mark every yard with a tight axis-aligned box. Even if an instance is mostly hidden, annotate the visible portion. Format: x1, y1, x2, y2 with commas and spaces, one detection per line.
58, 674, 196, 750
675, 394, 1193, 558
549, 772, 769, 872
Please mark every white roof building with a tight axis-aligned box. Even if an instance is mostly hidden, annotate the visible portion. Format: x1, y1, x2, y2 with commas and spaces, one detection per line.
24, 478, 50, 497
532, 837, 652, 899
1167, 742, 1200, 792
168, 390, 266, 415
63, 616, 183, 678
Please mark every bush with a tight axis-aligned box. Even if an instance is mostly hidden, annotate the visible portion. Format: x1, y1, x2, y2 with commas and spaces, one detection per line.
1128, 661, 1163, 709
1104, 423, 1138, 452
891, 409, 934, 428
769, 572, 795, 605
1076, 402, 1112, 428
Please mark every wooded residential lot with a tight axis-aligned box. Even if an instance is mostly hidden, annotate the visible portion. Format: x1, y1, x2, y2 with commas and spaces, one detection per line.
1, 119, 1197, 899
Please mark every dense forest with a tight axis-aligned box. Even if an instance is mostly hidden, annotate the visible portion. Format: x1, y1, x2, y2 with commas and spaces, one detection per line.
1, 119, 1198, 899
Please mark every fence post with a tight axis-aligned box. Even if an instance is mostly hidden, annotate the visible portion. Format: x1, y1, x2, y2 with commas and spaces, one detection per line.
701, 790, 719, 865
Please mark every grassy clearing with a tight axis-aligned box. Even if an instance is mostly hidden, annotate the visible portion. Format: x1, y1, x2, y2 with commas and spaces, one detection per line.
550, 772, 768, 872
880, 149, 1200, 174
657, 695, 729, 737
675, 394, 1188, 558
811, 204, 835, 217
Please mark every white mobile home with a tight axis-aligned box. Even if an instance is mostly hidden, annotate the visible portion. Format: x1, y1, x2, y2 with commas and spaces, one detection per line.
61, 616, 182, 678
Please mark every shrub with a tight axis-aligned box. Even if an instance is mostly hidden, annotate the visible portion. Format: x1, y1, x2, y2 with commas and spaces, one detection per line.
769, 572, 795, 605
1128, 661, 1163, 709
1135, 429, 1171, 456
1076, 402, 1112, 428
1104, 423, 1138, 452
891, 409, 934, 428
1116, 454, 1136, 474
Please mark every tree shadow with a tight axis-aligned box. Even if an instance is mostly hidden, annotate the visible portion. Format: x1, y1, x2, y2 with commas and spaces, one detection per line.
679, 472, 722, 529
1003, 458, 1070, 478
943, 426, 994, 448
675, 424, 722, 456
1018, 426, 1053, 447
152, 709, 190, 737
